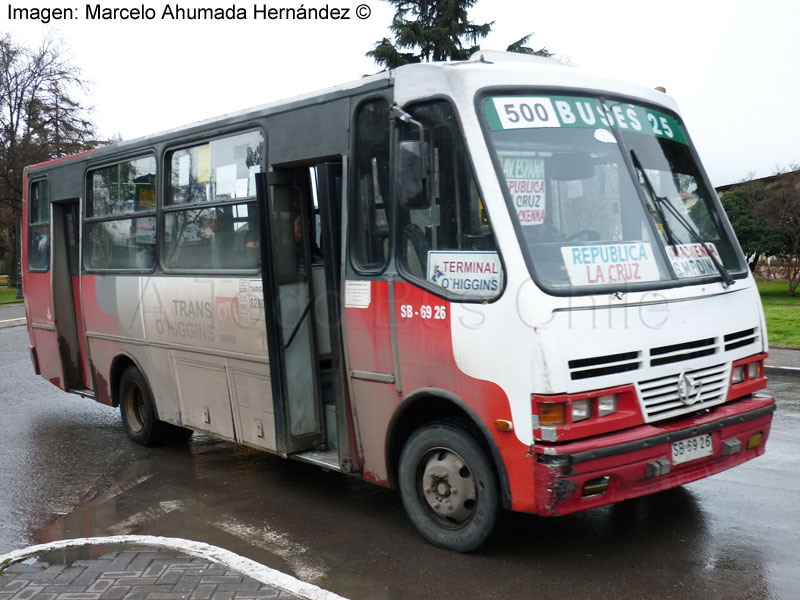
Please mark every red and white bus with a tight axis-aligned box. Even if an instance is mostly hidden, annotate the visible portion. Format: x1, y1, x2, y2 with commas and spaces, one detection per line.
22, 51, 775, 552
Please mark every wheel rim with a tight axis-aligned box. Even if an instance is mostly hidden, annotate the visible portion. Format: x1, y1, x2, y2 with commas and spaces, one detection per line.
122, 383, 146, 433
419, 448, 478, 526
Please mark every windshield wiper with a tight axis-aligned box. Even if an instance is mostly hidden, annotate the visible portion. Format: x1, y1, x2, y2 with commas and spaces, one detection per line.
630, 150, 734, 288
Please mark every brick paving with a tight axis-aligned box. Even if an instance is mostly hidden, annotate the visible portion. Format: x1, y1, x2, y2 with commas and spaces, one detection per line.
0, 548, 305, 600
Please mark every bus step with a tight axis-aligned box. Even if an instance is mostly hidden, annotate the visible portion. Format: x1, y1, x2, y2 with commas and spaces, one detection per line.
292, 448, 341, 471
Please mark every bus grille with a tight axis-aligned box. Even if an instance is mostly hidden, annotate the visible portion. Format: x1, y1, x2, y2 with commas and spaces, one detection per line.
637, 363, 728, 422
568, 351, 641, 380
724, 328, 759, 352
649, 337, 717, 366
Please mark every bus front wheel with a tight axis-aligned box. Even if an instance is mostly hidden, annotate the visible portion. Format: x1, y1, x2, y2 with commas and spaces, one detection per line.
119, 366, 165, 446
398, 422, 499, 552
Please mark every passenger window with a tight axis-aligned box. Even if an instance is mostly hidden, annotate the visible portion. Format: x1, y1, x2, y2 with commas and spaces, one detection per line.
168, 131, 262, 205
397, 101, 503, 299
350, 99, 390, 272
164, 131, 263, 271
85, 156, 157, 271
163, 203, 259, 270
28, 180, 50, 271
88, 156, 156, 217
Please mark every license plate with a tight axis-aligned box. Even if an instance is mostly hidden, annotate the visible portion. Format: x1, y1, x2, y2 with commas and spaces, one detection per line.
671, 434, 713, 465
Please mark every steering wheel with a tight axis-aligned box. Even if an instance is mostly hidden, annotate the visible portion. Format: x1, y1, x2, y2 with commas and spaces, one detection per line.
565, 229, 602, 242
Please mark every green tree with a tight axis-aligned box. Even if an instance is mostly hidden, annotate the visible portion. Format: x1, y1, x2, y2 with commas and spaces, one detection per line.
719, 182, 786, 273
367, 0, 551, 68
0, 33, 98, 285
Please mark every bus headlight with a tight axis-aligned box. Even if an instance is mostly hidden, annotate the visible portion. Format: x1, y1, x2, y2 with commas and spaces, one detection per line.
727, 355, 768, 401
572, 399, 591, 422
747, 362, 761, 379
598, 394, 618, 417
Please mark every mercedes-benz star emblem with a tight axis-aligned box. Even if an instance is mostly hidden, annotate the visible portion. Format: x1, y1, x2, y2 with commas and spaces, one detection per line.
677, 371, 703, 406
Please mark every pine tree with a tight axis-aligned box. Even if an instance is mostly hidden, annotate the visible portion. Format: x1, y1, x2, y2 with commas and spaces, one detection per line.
367, 0, 552, 68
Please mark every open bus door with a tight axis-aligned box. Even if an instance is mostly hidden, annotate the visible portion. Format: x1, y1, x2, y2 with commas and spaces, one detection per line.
50, 199, 90, 393
255, 170, 325, 455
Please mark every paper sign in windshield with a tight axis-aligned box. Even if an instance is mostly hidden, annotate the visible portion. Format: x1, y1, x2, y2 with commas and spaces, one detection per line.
667, 243, 720, 278
500, 155, 546, 226
427, 251, 502, 295
562, 243, 660, 286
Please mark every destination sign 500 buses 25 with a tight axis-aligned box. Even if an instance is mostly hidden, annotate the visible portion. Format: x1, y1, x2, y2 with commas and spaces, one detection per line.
485, 96, 688, 145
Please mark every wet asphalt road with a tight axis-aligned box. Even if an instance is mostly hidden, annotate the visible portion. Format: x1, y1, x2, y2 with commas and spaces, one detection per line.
1, 323, 799, 599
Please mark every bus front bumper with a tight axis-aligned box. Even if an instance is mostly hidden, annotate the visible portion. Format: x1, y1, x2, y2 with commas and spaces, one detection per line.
533, 395, 776, 516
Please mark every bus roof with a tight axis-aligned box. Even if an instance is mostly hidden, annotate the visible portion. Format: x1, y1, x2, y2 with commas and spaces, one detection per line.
26, 51, 679, 175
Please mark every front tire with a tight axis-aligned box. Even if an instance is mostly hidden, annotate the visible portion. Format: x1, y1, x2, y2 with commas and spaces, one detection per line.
119, 366, 166, 446
398, 422, 499, 552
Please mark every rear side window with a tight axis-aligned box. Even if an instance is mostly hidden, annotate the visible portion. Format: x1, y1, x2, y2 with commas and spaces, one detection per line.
163, 130, 263, 271
28, 180, 50, 271
85, 155, 157, 271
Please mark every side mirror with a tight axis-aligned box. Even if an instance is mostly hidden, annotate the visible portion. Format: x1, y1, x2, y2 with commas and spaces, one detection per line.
398, 140, 431, 209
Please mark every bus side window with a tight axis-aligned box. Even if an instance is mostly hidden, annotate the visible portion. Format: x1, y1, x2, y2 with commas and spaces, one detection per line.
397, 101, 504, 300
85, 156, 157, 271
350, 98, 390, 273
163, 131, 263, 271
28, 180, 50, 271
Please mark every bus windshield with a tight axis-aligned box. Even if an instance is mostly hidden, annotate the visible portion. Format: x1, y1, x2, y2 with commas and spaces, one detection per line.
482, 94, 746, 292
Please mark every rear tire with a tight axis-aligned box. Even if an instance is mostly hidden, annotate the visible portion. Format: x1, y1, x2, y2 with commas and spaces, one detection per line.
119, 366, 166, 446
398, 422, 499, 552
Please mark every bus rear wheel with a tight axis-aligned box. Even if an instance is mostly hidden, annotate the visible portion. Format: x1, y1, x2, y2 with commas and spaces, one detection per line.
119, 366, 166, 446
398, 422, 499, 552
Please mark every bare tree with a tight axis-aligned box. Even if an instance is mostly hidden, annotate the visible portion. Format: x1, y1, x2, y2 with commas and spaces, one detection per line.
0, 33, 98, 285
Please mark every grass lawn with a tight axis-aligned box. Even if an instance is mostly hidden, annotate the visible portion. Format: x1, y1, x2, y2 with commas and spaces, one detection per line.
756, 280, 800, 347
756, 280, 800, 306
0, 285, 23, 305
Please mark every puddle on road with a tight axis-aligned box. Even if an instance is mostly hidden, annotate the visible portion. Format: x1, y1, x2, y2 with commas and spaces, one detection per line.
29, 434, 343, 587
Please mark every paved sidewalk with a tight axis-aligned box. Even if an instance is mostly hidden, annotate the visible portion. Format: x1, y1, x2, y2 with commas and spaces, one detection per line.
0, 538, 345, 600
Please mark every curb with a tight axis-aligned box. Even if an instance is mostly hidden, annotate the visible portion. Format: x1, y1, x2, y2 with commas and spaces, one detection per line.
0, 535, 347, 600
765, 365, 800, 378
0, 317, 26, 330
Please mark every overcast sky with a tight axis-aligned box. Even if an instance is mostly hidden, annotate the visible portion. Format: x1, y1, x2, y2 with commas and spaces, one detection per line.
4, 0, 798, 186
